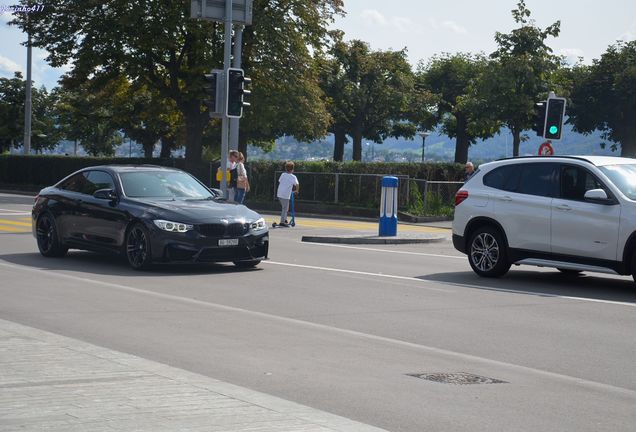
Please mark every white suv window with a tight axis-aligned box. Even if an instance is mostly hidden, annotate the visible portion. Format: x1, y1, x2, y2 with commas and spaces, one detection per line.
483, 165, 520, 192
517, 163, 559, 197
560, 165, 606, 201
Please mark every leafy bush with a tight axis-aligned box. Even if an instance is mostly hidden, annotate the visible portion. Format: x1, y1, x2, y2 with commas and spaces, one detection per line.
0, 155, 209, 187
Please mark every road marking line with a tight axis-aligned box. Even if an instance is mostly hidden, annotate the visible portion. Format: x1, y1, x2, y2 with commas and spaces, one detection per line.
302, 242, 464, 259
0, 210, 31, 215
0, 219, 32, 227
0, 225, 28, 233
264, 261, 636, 308
0, 259, 634, 398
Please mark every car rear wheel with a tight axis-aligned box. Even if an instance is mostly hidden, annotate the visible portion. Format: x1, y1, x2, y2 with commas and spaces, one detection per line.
468, 226, 510, 277
36, 213, 68, 257
126, 223, 152, 270
233, 260, 261, 268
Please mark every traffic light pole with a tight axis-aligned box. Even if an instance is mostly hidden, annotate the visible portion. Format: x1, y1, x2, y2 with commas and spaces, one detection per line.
219, 0, 233, 196
229, 25, 243, 151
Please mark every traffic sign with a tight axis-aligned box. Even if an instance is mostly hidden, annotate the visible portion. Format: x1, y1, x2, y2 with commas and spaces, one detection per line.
190, 0, 253, 25
538, 142, 554, 156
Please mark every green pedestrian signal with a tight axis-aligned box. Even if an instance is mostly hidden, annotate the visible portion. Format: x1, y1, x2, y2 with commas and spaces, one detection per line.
549, 125, 558, 135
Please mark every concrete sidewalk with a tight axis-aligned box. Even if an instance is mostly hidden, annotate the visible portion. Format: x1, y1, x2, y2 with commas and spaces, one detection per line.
0, 319, 387, 432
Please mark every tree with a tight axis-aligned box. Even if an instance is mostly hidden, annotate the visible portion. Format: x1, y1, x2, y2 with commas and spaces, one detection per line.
0, 73, 25, 153
481, 0, 561, 156
318, 35, 418, 161
568, 40, 636, 156
55, 79, 123, 156
0, 72, 60, 153
417, 53, 497, 163
12, 0, 342, 167
112, 78, 183, 158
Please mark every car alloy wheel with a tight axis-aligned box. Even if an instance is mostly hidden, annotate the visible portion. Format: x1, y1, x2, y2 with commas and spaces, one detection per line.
126, 224, 151, 269
471, 232, 500, 272
468, 226, 510, 278
36, 214, 67, 257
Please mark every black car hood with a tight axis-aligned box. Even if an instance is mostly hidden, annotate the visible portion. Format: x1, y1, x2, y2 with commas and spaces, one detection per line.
132, 198, 261, 224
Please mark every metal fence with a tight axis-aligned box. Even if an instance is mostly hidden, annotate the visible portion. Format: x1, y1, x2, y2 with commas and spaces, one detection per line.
270, 171, 463, 215
407, 179, 464, 216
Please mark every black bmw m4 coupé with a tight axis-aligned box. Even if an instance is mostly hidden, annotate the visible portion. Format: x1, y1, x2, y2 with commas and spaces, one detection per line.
32, 165, 269, 269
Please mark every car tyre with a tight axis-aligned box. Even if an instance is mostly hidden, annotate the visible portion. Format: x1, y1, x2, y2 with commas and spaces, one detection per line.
125, 223, 152, 270
631, 252, 636, 285
233, 260, 261, 268
36, 213, 68, 257
468, 226, 510, 277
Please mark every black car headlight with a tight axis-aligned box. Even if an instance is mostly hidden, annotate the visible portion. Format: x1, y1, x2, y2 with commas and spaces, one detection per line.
153, 219, 194, 233
249, 218, 267, 232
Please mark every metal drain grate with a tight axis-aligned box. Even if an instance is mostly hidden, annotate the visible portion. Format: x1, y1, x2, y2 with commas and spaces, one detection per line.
407, 372, 507, 385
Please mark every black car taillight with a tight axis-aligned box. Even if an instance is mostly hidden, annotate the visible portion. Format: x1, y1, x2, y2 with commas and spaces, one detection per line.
455, 190, 469, 206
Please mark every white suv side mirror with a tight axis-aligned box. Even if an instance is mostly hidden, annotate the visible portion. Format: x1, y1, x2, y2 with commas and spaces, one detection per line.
584, 189, 609, 201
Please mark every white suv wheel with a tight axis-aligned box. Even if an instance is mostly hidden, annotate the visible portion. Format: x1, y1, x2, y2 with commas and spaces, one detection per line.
468, 227, 511, 277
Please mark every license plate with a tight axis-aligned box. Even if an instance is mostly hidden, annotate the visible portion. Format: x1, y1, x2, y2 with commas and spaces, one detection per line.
218, 238, 239, 247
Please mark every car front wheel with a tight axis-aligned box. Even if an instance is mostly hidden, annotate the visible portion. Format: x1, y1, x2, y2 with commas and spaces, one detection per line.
468, 227, 510, 277
125, 223, 152, 270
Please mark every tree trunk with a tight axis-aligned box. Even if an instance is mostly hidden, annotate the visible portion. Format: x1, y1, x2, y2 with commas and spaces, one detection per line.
352, 123, 363, 161
143, 142, 154, 158
620, 128, 636, 158
333, 129, 346, 161
512, 127, 521, 157
238, 134, 248, 160
160, 136, 173, 158
454, 114, 469, 164
183, 102, 206, 171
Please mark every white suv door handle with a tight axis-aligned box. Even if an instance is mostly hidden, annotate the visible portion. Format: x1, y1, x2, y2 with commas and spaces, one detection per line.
555, 204, 572, 211
499, 195, 513, 202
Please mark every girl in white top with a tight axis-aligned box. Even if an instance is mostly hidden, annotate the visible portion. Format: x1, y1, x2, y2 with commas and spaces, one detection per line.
234, 152, 248, 204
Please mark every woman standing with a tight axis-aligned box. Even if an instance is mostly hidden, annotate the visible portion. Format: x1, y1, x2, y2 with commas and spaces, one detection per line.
234, 152, 249, 204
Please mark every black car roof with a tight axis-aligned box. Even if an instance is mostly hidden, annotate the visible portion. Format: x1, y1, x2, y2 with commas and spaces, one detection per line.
84, 165, 183, 173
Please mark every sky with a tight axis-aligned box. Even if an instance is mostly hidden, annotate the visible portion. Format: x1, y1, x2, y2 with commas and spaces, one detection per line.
0, 0, 635, 90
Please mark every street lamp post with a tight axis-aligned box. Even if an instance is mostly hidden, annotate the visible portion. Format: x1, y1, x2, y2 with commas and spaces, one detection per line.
417, 131, 430, 162
23, 24, 32, 155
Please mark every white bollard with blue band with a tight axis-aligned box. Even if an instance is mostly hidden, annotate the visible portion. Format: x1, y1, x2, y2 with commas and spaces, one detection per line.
379, 176, 398, 236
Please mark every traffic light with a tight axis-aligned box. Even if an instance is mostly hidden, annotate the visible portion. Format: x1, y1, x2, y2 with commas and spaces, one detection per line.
544, 96, 567, 141
203, 70, 223, 118
532, 101, 546, 137
226, 68, 251, 118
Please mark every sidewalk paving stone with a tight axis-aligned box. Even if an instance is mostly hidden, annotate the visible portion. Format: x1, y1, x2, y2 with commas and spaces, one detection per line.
0, 319, 387, 432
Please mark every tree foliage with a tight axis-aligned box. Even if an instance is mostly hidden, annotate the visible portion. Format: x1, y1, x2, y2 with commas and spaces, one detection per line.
318, 34, 419, 161
417, 53, 497, 163
11, 0, 342, 166
0, 72, 60, 153
568, 40, 636, 156
481, 0, 561, 156
54, 79, 123, 156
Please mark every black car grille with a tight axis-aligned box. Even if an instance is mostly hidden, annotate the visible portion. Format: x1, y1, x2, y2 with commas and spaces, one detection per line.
197, 222, 249, 237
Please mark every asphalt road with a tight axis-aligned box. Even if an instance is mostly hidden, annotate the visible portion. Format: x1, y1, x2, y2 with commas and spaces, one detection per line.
1, 193, 635, 431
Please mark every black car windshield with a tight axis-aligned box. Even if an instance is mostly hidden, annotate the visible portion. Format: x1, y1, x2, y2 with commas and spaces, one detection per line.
599, 164, 636, 200
120, 171, 213, 199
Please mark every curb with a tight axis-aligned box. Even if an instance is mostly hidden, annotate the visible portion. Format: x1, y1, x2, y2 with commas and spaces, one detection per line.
301, 235, 447, 245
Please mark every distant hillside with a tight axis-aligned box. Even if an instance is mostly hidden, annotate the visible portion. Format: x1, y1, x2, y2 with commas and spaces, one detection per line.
249, 124, 616, 162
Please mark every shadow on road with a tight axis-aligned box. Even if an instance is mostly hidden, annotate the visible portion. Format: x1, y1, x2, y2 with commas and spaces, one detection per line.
419, 269, 636, 304
0, 251, 263, 277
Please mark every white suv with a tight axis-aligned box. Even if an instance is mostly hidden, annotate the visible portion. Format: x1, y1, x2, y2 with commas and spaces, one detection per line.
453, 156, 636, 283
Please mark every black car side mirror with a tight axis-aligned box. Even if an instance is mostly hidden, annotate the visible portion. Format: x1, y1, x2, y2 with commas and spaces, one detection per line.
93, 188, 117, 201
